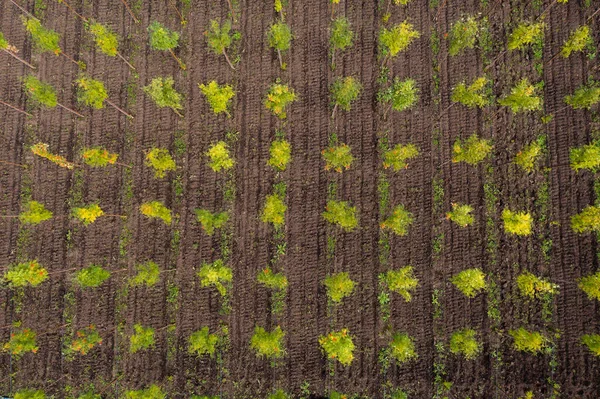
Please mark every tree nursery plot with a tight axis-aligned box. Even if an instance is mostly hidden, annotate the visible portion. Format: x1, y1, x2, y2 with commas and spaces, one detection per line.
1, 0, 600, 398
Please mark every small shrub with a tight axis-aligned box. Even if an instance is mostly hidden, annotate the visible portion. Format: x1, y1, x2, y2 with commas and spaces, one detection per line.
72, 204, 104, 226
389, 332, 417, 364
89, 22, 118, 56
205, 20, 234, 68
197, 259, 232, 296
188, 326, 218, 357
570, 142, 600, 171
319, 328, 355, 366
448, 16, 479, 56
502, 209, 532, 236
206, 141, 234, 172
381, 205, 413, 236
323, 200, 358, 231
23, 75, 57, 108
19, 200, 52, 225
257, 268, 287, 290
145, 148, 176, 178
561, 25, 591, 58
130, 324, 155, 353
0, 32, 10, 49
498, 78, 543, 113
262, 194, 286, 227
507, 22, 545, 51
451, 268, 486, 298
268, 140, 291, 171
451, 77, 490, 108
324, 272, 355, 303
379, 21, 420, 57
74, 264, 111, 288
199, 81, 235, 115
22, 17, 61, 54
14, 389, 45, 399
267, 390, 289, 399
382, 143, 419, 171
515, 136, 545, 172
3, 260, 48, 288
581, 334, 600, 356
148, 21, 184, 68
322, 144, 354, 172
251, 325, 285, 358
140, 201, 172, 224
446, 203, 474, 227
267, 21, 292, 52
131, 261, 161, 287
123, 384, 166, 399
330, 76, 361, 111
81, 147, 119, 167
571, 206, 600, 233
379, 78, 419, 112
509, 327, 546, 354
380, 266, 418, 301
143, 77, 183, 115
71, 325, 102, 355
330, 17, 353, 51
76, 76, 108, 109
578, 271, 600, 300
78, 392, 101, 399
195, 209, 229, 235
265, 83, 296, 119
516, 272, 558, 299
450, 328, 481, 360
3, 327, 38, 357
452, 134, 492, 165
31, 143, 76, 169
564, 83, 600, 110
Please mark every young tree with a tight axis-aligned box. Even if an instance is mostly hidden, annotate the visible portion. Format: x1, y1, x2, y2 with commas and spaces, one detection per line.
451, 268, 486, 298
143, 76, 184, 117
0, 31, 35, 69
571, 205, 600, 233
31, 142, 76, 169
131, 261, 161, 287
389, 332, 417, 364
380, 266, 418, 302
581, 334, 600, 357
81, 146, 129, 168
14, 389, 45, 399
451, 77, 490, 108
324, 272, 355, 304
450, 328, 481, 360
502, 209, 533, 236
330, 17, 353, 67
22, 17, 60, 55
73, 204, 123, 225
498, 78, 543, 113
250, 325, 285, 358
264, 82, 296, 119
516, 272, 558, 299
379, 77, 419, 115
74, 264, 111, 288
140, 200, 172, 224
452, 134, 492, 165
3, 260, 48, 287
330, 76, 361, 116
261, 193, 286, 228
448, 16, 479, 56
205, 20, 236, 70
17, 200, 53, 225
197, 259, 232, 296
509, 327, 546, 354
381, 205, 413, 236
382, 143, 419, 171
257, 268, 288, 291
267, 390, 289, 399
323, 200, 358, 231
561, 25, 592, 58
199, 81, 235, 116
88, 21, 135, 70
23, 75, 83, 117
570, 142, 600, 171
123, 385, 165, 399
3, 327, 38, 357
379, 21, 420, 60
148, 21, 185, 69
446, 203, 475, 227
206, 141, 235, 172
507, 22, 545, 51
70, 325, 103, 355
194, 209, 229, 235
319, 329, 354, 366
188, 327, 218, 357
322, 143, 354, 172
76, 76, 133, 118
268, 139, 291, 171
564, 83, 600, 110
129, 324, 155, 353
145, 148, 176, 178
579, 271, 600, 301
515, 136, 545, 172
267, 21, 292, 69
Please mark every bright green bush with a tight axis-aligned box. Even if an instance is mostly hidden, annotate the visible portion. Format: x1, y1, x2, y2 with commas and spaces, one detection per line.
516, 272, 558, 299
23, 17, 61, 54
452, 134, 492, 165
564, 83, 600, 110
129, 324, 155, 353
262, 194, 286, 227
78, 392, 101, 399
451, 77, 490, 108
140, 200, 172, 224
205, 20, 234, 62
195, 209, 229, 235
570, 142, 600, 171
323, 272, 355, 303
70, 325, 103, 355
571, 206, 600, 233
380, 266, 418, 302
319, 328, 354, 366
148, 21, 179, 50
265, 83, 296, 119
502, 209, 532, 236
257, 268, 288, 291
330, 16, 353, 51
14, 389, 45, 399
143, 77, 184, 115
389, 332, 417, 364
507, 22, 545, 51
451, 268, 486, 298
323, 200, 358, 231
81, 146, 119, 167
268, 140, 291, 171
382, 143, 419, 171
446, 203, 474, 227
561, 25, 591, 58
3, 260, 48, 288
515, 136, 545, 172
379, 21, 420, 57
206, 141, 235, 172
0, 32, 10, 49
267, 390, 289, 399
379, 77, 419, 112
3, 327, 38, 357
72, 204, 104, 225
74, 264, 111, 288
322, 144, 354, 172
89, 22, 118, 56
188, 327, 218, 357
381, 205, 413, 236
131, 261, 161, 287
76, 76, 108, 109
448, 16, 479, 56
578, 271, 600, 300
251, 326, 285, 358
23, 75, 57, 108
197, 259, 232, 296
267, 21, 292, 52
581, 334, 600, 356
123, 384, 166, 399
509, 327, 546, 354
19, 200, 53, 225
330, 76, 361, 111
199, 81, 235, 115
498, 78, 543, 113
145, 148, 176, 178
450, 328, 481, 360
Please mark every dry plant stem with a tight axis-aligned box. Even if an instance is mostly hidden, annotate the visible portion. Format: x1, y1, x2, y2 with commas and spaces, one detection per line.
2, 49, 36, 69
8, 0, 36, 19
331, 103, 338, 119
0, 99, 32, 116
171, 108, 183, 118
222, 49, 235, 70
0, 159, 27, 168
120, 0, 139, 23
106, 99, 134, 119
59, 0, 88, 21
539, 0, 558, 19
382, 102, 393, 120
103, 214, 127, 219
586, 7, 600, 23
168, 48, 186, 70
56, 102, 85, 118
331, 49, 336, 71
114, 161, 132, 168
225, 0, 236, 21
436, 0, 448, 20
61, 51, 82, 68
484, 50, 507, 72
277, 48, 283, 69
169, 1, 185, 24
117, 52, 136, 70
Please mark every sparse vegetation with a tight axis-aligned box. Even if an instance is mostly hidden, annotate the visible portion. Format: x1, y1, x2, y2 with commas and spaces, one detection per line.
140, 201, 172, 224
74, 264, 111, 288
144, 77, 184, 117
507, 22, 545, 51
379, 77, 419, 112
570, 142, 600, 171
515, 136, 545, 172
18, 200, 52, 225
131, 261, 161, 287
205, 20, 236, 70
564, 83, 600, 110
3, 260, 48, 288
578, 271, 600, 300
330, 76, 361, 113
561, 25, 592, 58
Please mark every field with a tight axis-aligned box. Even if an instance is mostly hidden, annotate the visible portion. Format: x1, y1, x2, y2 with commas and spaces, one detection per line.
1, 0, 600, 398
